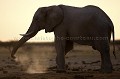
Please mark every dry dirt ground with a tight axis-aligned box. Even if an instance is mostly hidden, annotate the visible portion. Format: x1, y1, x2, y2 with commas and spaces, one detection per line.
0, 44, 120, 79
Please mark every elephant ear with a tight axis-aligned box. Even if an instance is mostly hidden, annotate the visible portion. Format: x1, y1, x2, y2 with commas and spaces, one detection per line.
44, 5, 64, 33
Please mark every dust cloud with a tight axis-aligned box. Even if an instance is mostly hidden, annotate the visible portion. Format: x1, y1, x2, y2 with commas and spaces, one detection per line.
14, 46, 56, 74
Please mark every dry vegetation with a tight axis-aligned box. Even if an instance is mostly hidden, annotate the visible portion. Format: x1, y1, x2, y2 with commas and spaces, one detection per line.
0, 41, 120, 79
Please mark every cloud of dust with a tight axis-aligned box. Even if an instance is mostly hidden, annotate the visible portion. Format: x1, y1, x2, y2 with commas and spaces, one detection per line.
15, 50, 53, 74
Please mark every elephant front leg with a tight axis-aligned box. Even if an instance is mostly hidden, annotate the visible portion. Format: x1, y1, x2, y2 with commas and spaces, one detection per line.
55, 39, 66, 73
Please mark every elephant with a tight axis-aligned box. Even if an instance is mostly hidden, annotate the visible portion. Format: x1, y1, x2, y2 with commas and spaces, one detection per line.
11, 5, 115, 73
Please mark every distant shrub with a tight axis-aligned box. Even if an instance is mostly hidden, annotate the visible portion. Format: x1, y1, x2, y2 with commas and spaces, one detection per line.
0, 41, 18, 52
110, 40, 120, 45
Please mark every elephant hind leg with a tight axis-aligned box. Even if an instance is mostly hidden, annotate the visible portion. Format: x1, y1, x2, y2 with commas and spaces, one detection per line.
99, 42, 113, 73
65, 40, 73, 55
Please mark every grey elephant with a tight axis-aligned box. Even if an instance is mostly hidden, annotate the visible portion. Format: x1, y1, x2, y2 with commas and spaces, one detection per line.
11, 5, 115, 73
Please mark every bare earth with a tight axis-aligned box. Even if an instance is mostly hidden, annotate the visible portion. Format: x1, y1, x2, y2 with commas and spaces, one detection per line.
0, 44, 120, 79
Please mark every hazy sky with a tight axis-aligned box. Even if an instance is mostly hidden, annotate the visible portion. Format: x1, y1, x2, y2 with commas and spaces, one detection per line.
0, 0, 120, 42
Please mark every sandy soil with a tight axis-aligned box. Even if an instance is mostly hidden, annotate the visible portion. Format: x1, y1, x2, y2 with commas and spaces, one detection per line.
0, 44, 120, 79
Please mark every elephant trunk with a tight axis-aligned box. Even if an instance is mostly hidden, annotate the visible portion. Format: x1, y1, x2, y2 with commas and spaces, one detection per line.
11, 36, 30, 59
11, 30, 38, 59
11, 18, 42, 59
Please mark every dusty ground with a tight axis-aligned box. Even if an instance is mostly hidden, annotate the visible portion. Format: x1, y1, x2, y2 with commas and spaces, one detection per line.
0, 44, 120, 79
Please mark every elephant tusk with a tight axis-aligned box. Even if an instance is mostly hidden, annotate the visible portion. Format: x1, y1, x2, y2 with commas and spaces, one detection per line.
20, 31, 34, 37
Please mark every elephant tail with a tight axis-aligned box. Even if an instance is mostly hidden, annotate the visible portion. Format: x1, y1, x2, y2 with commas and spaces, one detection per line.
112, 26, 116, 59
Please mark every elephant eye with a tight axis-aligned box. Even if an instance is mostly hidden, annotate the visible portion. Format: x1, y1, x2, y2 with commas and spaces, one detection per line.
34, 17, 39, 22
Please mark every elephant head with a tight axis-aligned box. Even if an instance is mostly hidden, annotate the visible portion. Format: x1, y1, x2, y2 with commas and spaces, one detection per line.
11, 5, 64, 59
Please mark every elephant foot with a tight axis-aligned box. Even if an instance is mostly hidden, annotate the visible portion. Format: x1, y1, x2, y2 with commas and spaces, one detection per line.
100, 66, 113, 73
56, 69, 66, 73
